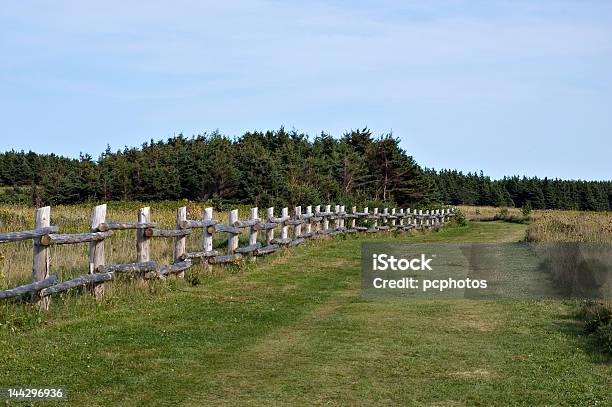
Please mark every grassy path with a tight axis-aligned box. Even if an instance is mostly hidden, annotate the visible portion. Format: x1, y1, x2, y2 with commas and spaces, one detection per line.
1, 221, 610, 406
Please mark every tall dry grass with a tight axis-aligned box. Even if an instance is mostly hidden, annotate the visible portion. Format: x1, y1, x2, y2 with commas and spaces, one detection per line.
459, 205, 612, 243
527, 210, 612, 243
0, 201, 252, 287
457, 205, 522, 221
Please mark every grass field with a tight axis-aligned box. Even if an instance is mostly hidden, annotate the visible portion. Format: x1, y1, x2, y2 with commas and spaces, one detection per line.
1, 220, 610, 406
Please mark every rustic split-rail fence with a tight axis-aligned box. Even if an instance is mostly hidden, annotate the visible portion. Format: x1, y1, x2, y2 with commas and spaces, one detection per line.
0, 204, 455, 310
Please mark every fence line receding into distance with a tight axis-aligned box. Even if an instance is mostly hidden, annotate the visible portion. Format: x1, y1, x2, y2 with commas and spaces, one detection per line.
0, 204, 455, 310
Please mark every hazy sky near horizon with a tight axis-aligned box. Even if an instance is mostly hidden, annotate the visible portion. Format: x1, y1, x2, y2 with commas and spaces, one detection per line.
1, 1, 611, 180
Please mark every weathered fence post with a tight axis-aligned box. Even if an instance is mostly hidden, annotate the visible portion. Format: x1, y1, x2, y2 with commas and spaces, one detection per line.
174, 206, 187, 278
363, 207, 369, 230
32, 206, 51, 310
398, 208, 404, 228
339, 205, 345, 229
323, 204, 331, 232
305, 205, 312, 235
351, 206, 357, 229
228, 209, 239, 254
281, 207, 289, 240
249, 207, 258, 261
314, 205, 321, 233
334, 205, 340, 231
382, 208, 388, 229
203, 207, 213, 271
89, 204, 106, 300
391, 208, 396, 228
266, 207, 274, 245
418, 209, 423, 229
137, 207, 151, 263
294, 206, 302, 238
373, 208, 379, 230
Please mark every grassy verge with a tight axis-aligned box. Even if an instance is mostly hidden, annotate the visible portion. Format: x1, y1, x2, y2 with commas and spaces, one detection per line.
524, 208, 612, 355
1, 221, 610, 406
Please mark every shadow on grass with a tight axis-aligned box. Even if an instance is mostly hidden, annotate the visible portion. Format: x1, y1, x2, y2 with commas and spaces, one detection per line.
553, 307, 612, 364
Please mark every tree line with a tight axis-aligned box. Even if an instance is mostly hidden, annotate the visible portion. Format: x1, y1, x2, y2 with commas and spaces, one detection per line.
428, 169, 612, 211
0, 128, 429, 208
0, 128, 610, 211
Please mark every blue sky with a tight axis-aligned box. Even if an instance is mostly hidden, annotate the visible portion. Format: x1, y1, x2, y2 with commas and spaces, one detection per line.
1, 1, 611, 180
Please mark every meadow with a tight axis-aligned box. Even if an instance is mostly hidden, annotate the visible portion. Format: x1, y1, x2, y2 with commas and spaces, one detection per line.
1, 203, 611, 406
1, 220, 611, 406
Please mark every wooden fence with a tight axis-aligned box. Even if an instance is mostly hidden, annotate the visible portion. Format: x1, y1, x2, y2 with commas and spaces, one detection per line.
0, 204, 455, 310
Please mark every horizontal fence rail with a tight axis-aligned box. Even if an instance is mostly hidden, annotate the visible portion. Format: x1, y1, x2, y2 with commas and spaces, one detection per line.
0, 204, 455, 310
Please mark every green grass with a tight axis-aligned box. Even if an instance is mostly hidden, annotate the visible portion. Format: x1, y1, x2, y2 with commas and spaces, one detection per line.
1, 221, 610, 406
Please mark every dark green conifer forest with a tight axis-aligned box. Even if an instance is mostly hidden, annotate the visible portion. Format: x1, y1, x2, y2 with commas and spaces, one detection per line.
0, 128, 610, 210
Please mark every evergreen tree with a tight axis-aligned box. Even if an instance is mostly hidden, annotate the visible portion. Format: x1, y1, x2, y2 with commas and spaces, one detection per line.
0, 129, 609, 210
